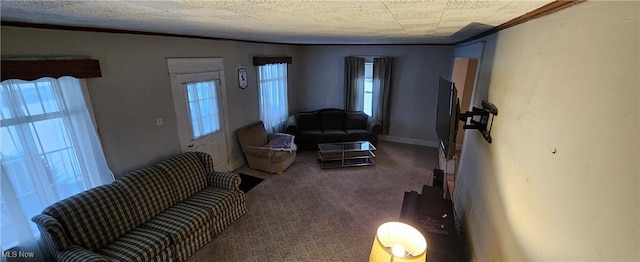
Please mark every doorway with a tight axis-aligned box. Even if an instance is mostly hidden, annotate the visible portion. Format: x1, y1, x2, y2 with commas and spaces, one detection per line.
452, 57, 479, 150
167, 58, 231, 172
444, 57, 480, 198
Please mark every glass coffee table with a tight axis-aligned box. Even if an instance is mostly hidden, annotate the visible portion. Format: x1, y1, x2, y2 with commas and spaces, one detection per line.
317, 141, 376, 168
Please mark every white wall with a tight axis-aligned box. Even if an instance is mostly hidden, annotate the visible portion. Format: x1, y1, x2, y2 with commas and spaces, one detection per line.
298, 45, 454, 144
1, 26, 302, 176
454, 1, 639, 260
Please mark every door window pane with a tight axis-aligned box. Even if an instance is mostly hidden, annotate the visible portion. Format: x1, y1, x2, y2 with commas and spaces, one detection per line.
185, 81, 220, 138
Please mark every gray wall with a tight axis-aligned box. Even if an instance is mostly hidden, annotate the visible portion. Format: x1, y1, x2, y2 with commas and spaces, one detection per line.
1, 26, 302, 177
298, 45, 454, 144
453, 1, 639, 260
1, 27, 455, 176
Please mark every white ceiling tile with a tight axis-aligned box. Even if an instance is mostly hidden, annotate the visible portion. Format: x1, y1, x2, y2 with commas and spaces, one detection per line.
0, 0, 558, 44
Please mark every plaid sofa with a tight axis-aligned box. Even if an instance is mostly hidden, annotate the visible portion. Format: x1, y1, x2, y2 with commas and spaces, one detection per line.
31, 152, 247, 262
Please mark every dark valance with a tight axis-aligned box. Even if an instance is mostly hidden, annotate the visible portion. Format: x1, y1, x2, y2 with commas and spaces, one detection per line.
1, 59, 102, 81
252, 56, 292, 66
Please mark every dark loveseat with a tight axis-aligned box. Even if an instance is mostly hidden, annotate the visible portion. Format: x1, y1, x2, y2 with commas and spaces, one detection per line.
285, 108, 381, 150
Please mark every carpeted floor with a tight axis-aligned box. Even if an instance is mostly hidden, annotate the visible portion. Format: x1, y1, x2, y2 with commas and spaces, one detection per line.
186, 141, 439, 261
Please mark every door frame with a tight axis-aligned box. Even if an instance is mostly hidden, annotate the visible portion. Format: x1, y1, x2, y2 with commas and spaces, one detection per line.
166, 58, 232, 171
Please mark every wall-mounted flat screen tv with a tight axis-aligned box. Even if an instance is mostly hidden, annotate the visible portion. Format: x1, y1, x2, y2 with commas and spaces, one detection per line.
435, 77, 460, 160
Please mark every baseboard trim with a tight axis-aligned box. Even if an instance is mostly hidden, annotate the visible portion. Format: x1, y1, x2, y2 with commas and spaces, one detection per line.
228, 137, 438, 169
230, 157, 246, 172
379, 135, 439, 148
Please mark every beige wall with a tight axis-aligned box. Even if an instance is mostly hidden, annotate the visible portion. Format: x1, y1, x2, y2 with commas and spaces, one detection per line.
1, 26, 302, 176
454, 1, 639, 261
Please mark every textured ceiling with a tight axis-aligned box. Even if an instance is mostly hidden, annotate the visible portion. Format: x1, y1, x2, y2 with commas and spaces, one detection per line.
1, 0, 555, 44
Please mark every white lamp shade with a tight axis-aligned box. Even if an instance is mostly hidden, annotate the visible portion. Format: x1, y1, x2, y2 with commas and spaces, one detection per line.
370, 222, 427, 262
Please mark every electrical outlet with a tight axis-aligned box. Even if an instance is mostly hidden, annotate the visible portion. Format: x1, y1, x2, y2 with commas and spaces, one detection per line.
156, 118, 163, 126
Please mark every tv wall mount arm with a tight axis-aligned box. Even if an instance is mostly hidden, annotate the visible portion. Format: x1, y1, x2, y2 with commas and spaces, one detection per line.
459, 101, 498, 143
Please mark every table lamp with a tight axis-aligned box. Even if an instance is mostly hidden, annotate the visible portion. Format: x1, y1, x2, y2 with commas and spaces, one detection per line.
369, 222, 427, 262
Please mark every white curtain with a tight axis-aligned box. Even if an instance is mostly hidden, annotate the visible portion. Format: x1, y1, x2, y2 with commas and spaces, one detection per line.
258, 63, 289, 134
0, 77, 113, 258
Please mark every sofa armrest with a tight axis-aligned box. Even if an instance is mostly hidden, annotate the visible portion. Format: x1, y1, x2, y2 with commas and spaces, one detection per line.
58, 246, 109, 262
366, 117, 382, 146
32, 214, 74, 255
243, 145, 275, 158
285, 115, 299, 135
207, 172, 242, 191
366, 117, 382, 134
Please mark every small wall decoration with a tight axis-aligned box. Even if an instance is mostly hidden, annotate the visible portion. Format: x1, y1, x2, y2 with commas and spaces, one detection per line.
237, 66, 248, 89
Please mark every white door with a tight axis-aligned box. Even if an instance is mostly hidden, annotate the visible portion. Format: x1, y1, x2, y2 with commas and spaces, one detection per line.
167, 59, 231, 172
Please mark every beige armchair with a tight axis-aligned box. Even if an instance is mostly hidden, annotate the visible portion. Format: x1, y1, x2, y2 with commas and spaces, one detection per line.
237, 121, 297, 175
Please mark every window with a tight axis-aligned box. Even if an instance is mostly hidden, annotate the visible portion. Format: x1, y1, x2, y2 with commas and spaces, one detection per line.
258, 63, 288, 133
186, 80, 220, 138
345, 56, 394, 134
0, 77, 112, 254
363, 62, 373, 116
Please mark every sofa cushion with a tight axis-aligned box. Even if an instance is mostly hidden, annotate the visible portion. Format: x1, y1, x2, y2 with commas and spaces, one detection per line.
43, 184, 137, 251
58, 246, 109, 262
322, 129, 348, 142
98, 227, 171, 262
142, 202, 211, 245
182, 187, 244, 216
345, 129, 371, 142
296, 112, 321, 130
321, 110, 345, 130
114, 166, 177, 224
156, 152, 207, 203
345, 111, 369, 130
298, 130, 324, 143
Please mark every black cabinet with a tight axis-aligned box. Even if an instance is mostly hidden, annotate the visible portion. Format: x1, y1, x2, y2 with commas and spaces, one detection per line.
399, 185, 468, 261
